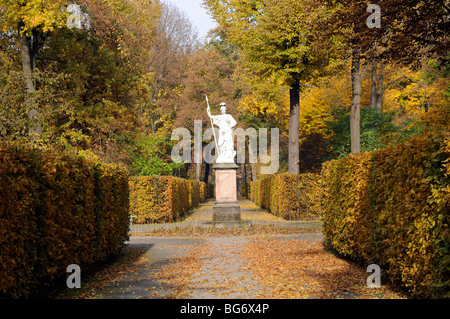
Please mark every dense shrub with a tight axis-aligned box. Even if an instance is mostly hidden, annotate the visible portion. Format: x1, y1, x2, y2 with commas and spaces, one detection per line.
321, 132, 450, 298
0, 142, 129, 298
247, 173, 321, 220
188, 180, 200, 208
200, 182, 208, 202
129, 176, 201, 224
129, 135, 183, 176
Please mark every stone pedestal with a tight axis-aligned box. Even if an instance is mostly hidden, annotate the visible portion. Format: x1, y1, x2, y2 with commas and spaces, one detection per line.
212, 163, 241, 222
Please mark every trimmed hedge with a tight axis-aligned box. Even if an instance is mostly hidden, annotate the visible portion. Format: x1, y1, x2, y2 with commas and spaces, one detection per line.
247, 173, 321, 220
321, 132, 450, 298
0, 143, 129, 298
200, 182, 208, 202
188, 180, 200, 209
129, 176, 202, 224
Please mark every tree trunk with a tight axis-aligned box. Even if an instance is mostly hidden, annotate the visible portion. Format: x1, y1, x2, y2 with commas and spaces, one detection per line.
196, 162, 201, 181
251, 163, 257, 181
241, 162, 246, 183
375, 62, 385, 112
370, 56, 377, 109
200, 160, 205, 181
203, 162, 210, 183
185, 162, 190, 178
18, 22, 42, 138
351, 49, 362, 155
370, 44, 385, 114
238, 162, 246, 196
288, 79, 300, 174
19, 36, 35, 94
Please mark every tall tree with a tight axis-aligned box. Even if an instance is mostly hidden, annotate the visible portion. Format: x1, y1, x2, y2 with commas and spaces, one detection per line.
175, 47, 235, 130
0, 0, 162, 164
0, 0, 69, 138
204, 0, 340, 173
333, 0, 449, 113
145, 1, 199, 133
350, 49, 366, 154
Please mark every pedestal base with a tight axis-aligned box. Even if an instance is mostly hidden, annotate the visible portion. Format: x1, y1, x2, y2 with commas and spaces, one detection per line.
213, 201, 241, 222
212, 163, 241, 222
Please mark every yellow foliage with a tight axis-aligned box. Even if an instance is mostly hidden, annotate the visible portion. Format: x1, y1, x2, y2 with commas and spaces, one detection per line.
321, 131, 450, 298
0, 0, 68, 35
0, 141, 129, 298
199, 182, 209, 202
238, 60, 448, 146
380, 63, 449, 116
238, 94, 279, 119
247, 173, 321, 220
129, 176, 201, 224
188, 180, 200, 209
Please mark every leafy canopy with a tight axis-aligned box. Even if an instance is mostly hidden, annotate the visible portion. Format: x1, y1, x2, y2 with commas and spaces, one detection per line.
0, 0, 69, 34
204, 0, 341, 86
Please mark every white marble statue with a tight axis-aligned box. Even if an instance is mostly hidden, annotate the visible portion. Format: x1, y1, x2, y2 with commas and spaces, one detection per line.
207, 102, 237, 163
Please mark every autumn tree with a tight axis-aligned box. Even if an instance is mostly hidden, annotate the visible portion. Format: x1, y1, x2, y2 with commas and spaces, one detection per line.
0, 0, 162, 165
328, 0, 449, 153
0, 0, 69, 138
143, 1, 199, 134
175, 48, 235, 129
37, 0, 160, 161
369, 0, 449, 113
375, 0, 449, 66
204, 0, 341, 173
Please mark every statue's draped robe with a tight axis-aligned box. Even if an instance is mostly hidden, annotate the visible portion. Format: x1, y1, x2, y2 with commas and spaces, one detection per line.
211, 114, 237, 163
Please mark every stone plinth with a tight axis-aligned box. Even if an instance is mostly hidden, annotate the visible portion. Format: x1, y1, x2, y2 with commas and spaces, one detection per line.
212, 163, 241, 222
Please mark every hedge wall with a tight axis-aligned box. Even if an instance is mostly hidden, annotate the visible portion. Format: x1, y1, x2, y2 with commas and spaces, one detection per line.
129, 176, 202, 224
0, 143, 129, 298
247, 173, 321, 220
321, 132, 450, 298
200, 182, 208, 202
188, 180, 200, 209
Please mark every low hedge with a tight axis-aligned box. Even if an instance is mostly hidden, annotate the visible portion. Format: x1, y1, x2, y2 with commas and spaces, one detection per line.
129, 176, 202, 224
321, 132, 450, 298
0, 142, 129, 298
200, 182, 208, 202
188, 180, 200, 208
247, 173, 321, 220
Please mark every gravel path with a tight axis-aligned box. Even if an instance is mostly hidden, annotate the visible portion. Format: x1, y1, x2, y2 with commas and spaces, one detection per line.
87, 200, 403, 300
90, 233, 324, 299
90, 199, 327, 299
